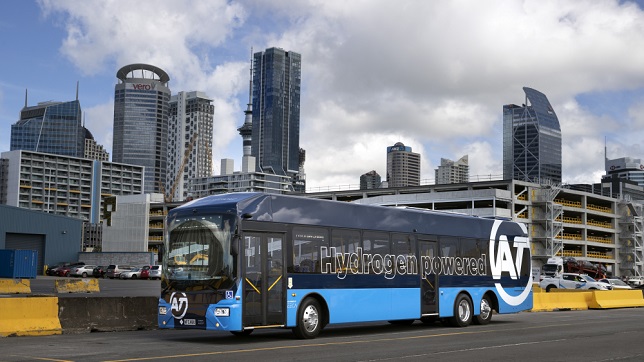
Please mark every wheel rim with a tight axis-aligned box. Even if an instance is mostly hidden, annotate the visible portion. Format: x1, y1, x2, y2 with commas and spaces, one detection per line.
480, 298, 491, 320
458, 299, 471, 322
302, 304, 319, 333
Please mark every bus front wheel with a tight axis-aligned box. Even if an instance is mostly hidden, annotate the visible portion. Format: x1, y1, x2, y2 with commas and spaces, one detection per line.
293, 297, 322, 339
449, 294, 473, 327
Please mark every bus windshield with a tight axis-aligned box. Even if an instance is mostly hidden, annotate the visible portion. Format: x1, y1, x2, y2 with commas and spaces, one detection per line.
165, 213, 236, 283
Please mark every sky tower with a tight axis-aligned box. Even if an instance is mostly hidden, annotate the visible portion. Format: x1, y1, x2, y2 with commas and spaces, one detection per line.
238, 49, 255, 173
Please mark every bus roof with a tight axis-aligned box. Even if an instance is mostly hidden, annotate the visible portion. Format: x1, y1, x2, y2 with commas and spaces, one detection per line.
171, 192, 524, 239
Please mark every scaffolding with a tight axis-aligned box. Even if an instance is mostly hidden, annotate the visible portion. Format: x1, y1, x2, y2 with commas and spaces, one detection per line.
531, 182, 564, 259
618, 199, 644, 276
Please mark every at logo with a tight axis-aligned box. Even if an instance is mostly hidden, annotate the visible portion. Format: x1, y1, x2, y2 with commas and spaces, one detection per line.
170, 292, 188, 319
489, 220, 531, 306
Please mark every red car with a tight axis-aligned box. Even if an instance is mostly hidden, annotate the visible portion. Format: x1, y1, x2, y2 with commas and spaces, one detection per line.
57, 262, 85, 277
140, 265, 151, 279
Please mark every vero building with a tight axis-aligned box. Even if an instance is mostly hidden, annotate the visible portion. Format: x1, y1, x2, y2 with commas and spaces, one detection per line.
112, 64, 171, 194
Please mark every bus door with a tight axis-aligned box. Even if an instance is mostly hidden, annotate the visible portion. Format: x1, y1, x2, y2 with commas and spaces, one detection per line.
242, 233, 285, 327
419, 240, 438, 315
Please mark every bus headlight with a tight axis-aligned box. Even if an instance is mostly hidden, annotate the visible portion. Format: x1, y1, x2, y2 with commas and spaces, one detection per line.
214, 307, 230, 317
159, 306, 167, 315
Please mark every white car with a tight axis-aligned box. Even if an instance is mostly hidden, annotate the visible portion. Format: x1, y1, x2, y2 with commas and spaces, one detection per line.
119, 267, 143, 279
626, 276, 644, 286
69, 265, 96, 278
539, 273, 612, 292
599, 278, 632, 290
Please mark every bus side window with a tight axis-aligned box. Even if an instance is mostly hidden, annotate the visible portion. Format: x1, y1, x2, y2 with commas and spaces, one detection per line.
363, 231, 390, 275
291, 227, 327, 274
440, 236, 459, 258
460, 238, 480, 259
332, 229, 361, 274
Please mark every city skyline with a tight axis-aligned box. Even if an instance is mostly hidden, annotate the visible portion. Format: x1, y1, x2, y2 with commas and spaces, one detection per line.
4, 1, 644, 190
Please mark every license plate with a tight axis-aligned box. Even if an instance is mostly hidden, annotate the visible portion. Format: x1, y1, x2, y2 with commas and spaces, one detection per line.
183, 319, 196, 326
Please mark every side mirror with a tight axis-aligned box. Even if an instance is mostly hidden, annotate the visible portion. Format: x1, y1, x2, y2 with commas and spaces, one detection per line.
231, 235, 240, 257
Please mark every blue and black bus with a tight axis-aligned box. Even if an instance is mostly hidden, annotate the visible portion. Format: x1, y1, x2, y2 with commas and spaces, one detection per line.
158, 192, 532, 338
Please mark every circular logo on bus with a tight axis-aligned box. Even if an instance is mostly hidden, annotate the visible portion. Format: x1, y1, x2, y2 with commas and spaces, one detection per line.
488, 220, 532, 307
170, 292, 189, 319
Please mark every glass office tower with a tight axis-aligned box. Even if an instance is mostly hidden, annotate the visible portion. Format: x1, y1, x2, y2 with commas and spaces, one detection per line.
113, 64, 170, 194
11, 100, 84, 158
251, 47, 302, 178
503, 87, 562, 184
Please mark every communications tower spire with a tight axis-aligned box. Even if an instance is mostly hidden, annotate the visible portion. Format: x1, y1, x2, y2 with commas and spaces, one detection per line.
237, 47, 255, 172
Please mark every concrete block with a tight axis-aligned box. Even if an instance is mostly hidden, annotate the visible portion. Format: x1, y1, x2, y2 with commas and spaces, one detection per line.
588, 290, 644, 309
55, 279, 100, 293
0, 279, 31, 294
531, 291, 591, 311
58, 296, 157, 334
0, 296, 61, 337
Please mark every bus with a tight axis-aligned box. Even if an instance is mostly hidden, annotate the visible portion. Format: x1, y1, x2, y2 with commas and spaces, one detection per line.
158, 192, 533, 338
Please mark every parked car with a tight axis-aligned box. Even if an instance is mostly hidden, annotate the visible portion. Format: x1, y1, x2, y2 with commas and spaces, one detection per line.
599, 278, 632, 290
69, 265, 96, 278
92, 265, 107, 278
106, 264, 133, 279
119, 267, 143, 279
626, 276, 644, 287
46, 262, 70, 276
140, 265, 162, 280
148, 265, 162, 280
539, 273, 612, 292
57, 262, 85, 277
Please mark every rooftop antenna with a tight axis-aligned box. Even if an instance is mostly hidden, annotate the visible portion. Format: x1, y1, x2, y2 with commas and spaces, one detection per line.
75, 81, 79, 101
24, 89, 28, 108
604, 136, 607, 170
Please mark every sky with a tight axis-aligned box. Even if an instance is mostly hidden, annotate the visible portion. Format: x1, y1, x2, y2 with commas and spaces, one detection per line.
3, 0, 644, 192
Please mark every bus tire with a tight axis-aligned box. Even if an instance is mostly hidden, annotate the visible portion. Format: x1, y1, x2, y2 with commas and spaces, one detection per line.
230, 329, 254, 337
449, 294, 473, 327
473, 295, 493, 325
293, 297, 322, 339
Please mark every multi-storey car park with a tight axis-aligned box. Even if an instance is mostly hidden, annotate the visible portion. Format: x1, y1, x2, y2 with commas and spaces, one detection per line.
300, 179, 644, 278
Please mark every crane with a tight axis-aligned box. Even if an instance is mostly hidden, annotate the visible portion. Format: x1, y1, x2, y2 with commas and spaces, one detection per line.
165, 132, 199, 202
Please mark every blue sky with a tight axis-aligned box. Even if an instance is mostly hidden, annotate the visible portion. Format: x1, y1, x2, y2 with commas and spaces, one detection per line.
3, 0, 644, 190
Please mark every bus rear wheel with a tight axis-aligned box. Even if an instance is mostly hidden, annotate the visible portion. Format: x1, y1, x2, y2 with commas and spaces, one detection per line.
293, 297, 322, 339
449, 294, 473, 327
473, 295, 493, 325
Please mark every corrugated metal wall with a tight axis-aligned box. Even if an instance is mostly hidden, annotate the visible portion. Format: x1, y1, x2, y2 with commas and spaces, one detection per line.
0, 204, 83, 273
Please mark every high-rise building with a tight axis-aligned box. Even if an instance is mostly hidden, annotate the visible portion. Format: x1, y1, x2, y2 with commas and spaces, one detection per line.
503, 87, 562, 184
1, 149, 143, 223
435, 155, 469, 185
251, 47, 302, 180
386, 142, 420, 187
603, 157, 644, 186
84, 129, 109, 161
112, 63, 171, 194
11, 98, 85, 158
167, 91, 214, 202
360, 170, 382, 190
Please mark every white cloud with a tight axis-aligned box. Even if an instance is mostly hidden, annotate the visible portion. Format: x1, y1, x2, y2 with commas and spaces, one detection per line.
83, 101, 114, 153
32, 0, 644, 190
